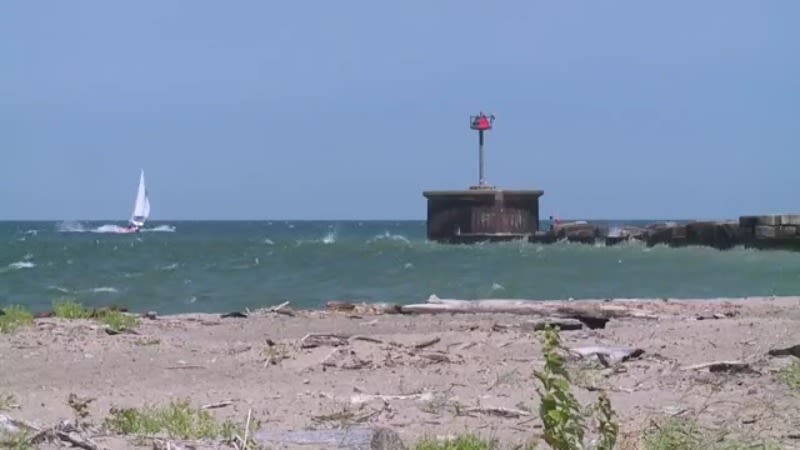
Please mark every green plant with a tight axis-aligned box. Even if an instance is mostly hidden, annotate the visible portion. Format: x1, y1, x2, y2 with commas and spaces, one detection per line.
104, 399, 245, 440
98, 310, 139, 333
0, 305, 33, 334
52, 298, 92, 319
0, 431, 33, 450
0, 393, 19, 411
642, 416, 709, 450
533, 325, 585, 450
220, 411, 261, 449
779, 360, 800, 391
68, 393, 94, 424
414, 434, 496, 450
595, 391, 618, 450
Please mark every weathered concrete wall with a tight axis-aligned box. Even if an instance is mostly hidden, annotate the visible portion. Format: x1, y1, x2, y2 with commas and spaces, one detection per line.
423, 189, 544, 243
739, 215, 800, 250
528, 215, 800, 252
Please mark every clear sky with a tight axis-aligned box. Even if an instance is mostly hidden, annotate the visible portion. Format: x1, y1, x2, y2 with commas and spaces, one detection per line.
1, 1, 798, 221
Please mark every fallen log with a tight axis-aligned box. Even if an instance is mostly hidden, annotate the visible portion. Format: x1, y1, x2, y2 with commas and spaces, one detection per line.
682, 360, 757, 374
400, 297, 654, 325
768, 344, 800, 359
252, 426, 406, 450
569, 346, 645, 365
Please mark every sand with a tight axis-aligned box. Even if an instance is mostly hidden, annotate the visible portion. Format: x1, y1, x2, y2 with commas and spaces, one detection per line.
2, 296, 800, 449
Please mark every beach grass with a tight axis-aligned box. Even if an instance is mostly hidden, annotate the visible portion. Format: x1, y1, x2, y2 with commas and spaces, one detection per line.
413, 434, 498, 450
779, 360, 800, 392
98, 310, 139, 333
51, 298, 140, 332
0, 305, 33, 334
104, 398, 251, 441
52, 298, 93, 319
0, 431, 33, 450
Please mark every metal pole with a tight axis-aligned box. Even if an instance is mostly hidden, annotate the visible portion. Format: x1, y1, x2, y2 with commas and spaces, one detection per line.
478, 129, 485, 186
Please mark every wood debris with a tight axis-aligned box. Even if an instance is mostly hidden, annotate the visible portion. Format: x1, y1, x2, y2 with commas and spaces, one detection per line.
462, 406, 531, 418
300, 333, 383, 349
681, 360, 758, 374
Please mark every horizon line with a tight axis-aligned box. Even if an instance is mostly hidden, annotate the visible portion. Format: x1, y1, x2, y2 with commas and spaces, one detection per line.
0, 216, 743, 223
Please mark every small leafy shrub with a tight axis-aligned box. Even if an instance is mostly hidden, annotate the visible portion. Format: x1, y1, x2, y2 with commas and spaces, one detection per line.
533, 325, 619, 450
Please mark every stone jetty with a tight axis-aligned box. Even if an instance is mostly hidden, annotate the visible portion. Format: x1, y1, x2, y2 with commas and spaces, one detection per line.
530, 214, 800, 251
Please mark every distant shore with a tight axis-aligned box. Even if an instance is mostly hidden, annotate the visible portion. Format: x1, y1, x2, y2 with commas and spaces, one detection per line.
2, 296, 800, 449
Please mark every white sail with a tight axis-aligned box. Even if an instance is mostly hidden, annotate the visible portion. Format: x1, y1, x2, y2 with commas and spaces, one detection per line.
129, 170, 150, 227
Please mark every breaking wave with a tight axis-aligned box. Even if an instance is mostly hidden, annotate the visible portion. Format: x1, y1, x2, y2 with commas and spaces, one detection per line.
56, 221, 176, 234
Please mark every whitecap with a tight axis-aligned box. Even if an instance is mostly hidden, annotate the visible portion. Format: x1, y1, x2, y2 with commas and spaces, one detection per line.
7, 261, 35, 270
88, 287, 118, 293
368, 231, 410, 244
47, 285, 71, 293
143, 225, 176, 233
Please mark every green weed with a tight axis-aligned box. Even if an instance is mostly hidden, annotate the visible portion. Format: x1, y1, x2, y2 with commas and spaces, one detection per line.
532, 325, 619, 450
52, 298, 92, 319
779, 360, 800, 392
0, 431, 33, 450
533, 325, 586, 450
0, 305, 33, 334
104, 398, 252, 441
413, 434, 496, 450
0, 393, 19, 411
98, 310, 139, 333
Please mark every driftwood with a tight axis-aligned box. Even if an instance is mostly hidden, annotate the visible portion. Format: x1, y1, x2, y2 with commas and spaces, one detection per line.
269, 301, 295, 317
413, 337, 441, 349
569, 346, 645, 366
521, 318, 584, 331
462, 406, 531, 418
322, 348, 372, 370
768, 344, 800, 358
350, 392, 435, 405
252, 426, 406, 450
400, 297, 656, 328
0, 413, 38, 435
300, 333, 384, 349
682, 360, 757, 374
0, 416, 98, 450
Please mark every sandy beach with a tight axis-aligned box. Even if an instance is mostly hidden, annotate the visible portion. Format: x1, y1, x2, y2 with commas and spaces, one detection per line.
2, 296, 800, 449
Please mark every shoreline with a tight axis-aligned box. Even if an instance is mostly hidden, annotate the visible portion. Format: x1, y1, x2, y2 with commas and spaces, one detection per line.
13, 294, 800, 318
2, 296, 800, 449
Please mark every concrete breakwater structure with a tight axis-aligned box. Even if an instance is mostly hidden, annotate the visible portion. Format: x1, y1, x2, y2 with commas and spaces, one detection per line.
422, 112, 800, 251
422, 112, 546, 243
536, 215, 800, 250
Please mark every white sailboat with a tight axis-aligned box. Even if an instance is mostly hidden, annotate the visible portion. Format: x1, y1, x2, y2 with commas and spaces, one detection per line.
125, 169, 150, 232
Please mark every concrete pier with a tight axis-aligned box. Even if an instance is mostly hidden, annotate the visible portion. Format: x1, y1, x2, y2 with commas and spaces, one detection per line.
422, 188, 544, 243
532, 214, 800, 251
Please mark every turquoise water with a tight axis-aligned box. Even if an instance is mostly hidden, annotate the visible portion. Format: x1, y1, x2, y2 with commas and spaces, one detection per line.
1, 220, 799, 314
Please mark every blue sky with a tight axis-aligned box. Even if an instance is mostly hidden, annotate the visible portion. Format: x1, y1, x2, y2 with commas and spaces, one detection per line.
1, 1, 798, 220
